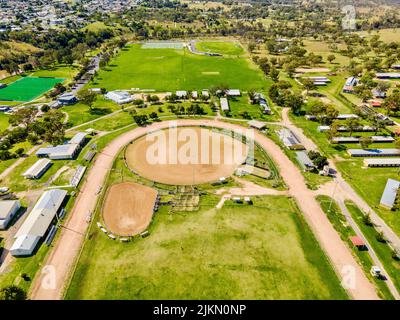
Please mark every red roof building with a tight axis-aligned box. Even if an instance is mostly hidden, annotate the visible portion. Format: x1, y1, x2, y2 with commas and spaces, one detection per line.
350, 236, 366, 247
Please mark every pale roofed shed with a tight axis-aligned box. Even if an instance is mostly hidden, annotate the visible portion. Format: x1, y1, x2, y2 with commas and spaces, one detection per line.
380, 179, 400, 209
0, 200, 21, 229
22, 158, 52, 179
220, 98, 229, 111
10, 189, 67, 256
248, 120, 266, 130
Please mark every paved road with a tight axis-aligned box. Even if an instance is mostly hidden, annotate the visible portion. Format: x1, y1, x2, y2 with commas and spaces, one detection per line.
30, 119, 378, 300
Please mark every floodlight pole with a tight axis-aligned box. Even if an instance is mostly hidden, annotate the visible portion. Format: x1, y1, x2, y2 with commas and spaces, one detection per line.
328, 178, 339, 213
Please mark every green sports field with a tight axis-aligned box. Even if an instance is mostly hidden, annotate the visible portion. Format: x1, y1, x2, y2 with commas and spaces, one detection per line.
91, 42, 266, 91
66, 193, 347, 300
0, 76, 64, 101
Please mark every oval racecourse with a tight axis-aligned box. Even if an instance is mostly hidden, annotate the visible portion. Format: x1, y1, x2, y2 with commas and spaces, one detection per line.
102, 182, 158, 236
125, 127, 248, 185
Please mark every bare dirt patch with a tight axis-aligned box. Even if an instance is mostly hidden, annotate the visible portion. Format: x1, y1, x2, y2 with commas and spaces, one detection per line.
102, 182, 158, 236
125, 127, 248, 185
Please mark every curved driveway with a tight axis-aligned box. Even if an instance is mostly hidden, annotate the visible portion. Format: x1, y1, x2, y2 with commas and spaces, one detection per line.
30, 119, 379, 300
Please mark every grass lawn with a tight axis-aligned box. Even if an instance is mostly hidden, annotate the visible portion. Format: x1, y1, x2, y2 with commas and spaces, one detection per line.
336, 159, 400, 237
0, 76, 64, 102
31, 65, 79, 82
66, 190, 347, 299
63, 96, 121, 127
195, 41, 244, 56
91, 43, 266, 91
345, 201, 400, 294
228, 94, 279, 121
0, 113, 10, 131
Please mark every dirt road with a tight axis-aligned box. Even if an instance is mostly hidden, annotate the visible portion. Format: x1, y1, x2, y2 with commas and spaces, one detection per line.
30, 119, 378, 300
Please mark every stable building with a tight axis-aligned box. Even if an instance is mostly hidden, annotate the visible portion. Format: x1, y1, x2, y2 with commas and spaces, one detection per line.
380, 179, 400, 209
364, 158, 400, 168
220, 98, 230, 112
36, 132, 86, 160
376, 72, 400, 79
22, 158, 52, 179
0, 200, 21, 229
226, 89, 241, 96
348, 149, 400, 157
10, 189, 67, 256
36, 144, 80, 160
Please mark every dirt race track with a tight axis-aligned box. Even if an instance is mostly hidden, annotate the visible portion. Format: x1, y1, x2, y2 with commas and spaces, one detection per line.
30, 119, 379, 300
102, 182, 157, 236
125, 127, 248, 185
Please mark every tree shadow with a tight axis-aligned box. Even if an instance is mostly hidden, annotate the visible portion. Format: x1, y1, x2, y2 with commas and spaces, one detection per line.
89, 107, 112, 116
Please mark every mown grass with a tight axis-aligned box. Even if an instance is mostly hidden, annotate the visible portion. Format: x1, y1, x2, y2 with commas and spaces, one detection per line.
91, 43, 266, 91
196, 41, 244, 56
66, 193, 347, 299
336, 159, 400, 237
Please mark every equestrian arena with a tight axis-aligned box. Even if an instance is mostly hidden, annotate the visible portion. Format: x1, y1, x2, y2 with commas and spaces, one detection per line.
102, 182, 158, 236
124, 127, 248, 185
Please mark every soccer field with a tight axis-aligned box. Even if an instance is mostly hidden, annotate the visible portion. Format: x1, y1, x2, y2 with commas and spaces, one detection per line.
66, 195, 347, 300
91, 43, 266, 91
0, 76, 64, 101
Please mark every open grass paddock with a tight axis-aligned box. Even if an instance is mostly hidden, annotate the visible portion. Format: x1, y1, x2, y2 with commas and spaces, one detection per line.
91, 42, 265, 91
66, 195, 347, 299
0, 76, 64, 101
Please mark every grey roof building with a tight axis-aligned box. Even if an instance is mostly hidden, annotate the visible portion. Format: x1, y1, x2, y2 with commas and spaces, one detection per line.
348, 149, 400, 157
0, 200, 21, 229
364, 158, 400, 167
10, 189, 67, 256
22, 158, 52, 179
380, 179, 400, 209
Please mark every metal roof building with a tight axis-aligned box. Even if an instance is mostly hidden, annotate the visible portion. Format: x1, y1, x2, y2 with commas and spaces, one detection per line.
35, 132, 86, 160
10, 189, 67, 256
364, 158, 400, 167
278, 128, 304, 149
226, 89, 241, 96
380, 179, 400, 209
69, 132, 87, 146
105, 90, 132, 104
220, 98, 229, 111
22, 158, 52, 179
36, 144, 80, 160
336, 114, 359, 120
348, 149, 400, 157
332, 136, 394, 144
0, 200, 21, 229
248, 120, 266, 130
376, 72, 400, 79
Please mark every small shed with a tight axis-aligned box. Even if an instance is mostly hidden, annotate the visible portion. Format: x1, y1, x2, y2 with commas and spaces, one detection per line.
248, 120, 266, 130
350, 236, 366, 249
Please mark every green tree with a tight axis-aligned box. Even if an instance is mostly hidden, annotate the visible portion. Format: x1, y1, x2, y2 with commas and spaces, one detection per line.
77, 88, 97, 110
0, 285, 26, 300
